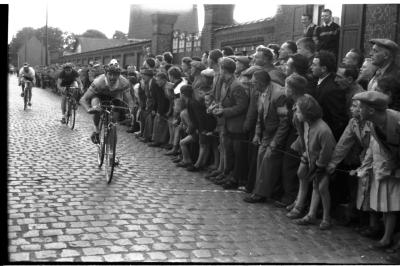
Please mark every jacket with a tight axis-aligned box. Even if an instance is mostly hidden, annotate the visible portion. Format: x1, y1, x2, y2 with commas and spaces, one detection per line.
220, 77, 249, 134
255, 82, 289, 148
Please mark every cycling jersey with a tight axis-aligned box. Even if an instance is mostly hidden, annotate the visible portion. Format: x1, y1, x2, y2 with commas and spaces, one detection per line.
19, 67, 36, 83
58, 69, 79, 87
87, 74, 130, 101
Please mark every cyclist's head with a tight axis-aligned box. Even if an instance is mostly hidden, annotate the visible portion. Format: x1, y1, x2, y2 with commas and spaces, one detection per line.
23, 63, 29, 71
106, 59, 121, 85
63, 62, 73, 72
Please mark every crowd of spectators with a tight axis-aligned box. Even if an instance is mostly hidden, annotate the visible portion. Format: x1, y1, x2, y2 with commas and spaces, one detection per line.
16, 9, 400, 262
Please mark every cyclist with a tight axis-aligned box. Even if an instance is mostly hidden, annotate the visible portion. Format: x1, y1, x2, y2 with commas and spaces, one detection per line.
80, 59, 134, 144
57, 62, 83, 124
19, 63, 36, 106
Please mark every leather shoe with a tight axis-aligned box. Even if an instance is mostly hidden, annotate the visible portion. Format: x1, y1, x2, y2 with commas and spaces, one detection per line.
368, 241, 392, 250
172, 157, 182, 163
148, 142, 162, 147
274, 200, 288, 208
176, 161, 192, 168
205, 170, 222, 179
165, 150, 180, 156
319, 220, 332, 230
186, 165, 202, 172
293, 215, 317, 225
161, 144, 173, 150
243, 194, 266, 203
360, 227, 383, 239
222, 180, 238, 190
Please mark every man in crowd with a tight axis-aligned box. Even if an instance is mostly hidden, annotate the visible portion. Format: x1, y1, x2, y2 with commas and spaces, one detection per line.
313, 9, 340, 57
301, 14, 316, 38
342, 48, 364, 69
367, 38, 399, 91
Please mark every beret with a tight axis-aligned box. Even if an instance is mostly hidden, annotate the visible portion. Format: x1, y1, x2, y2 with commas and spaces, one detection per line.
190, 61, 206, 71
140, 68, 154, 76
370, 38, 399, 53
236, 56, 251, 66
353, 91, 389, 110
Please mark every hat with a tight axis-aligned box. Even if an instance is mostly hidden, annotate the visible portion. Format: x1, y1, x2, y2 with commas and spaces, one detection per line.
369, 39, 399, 53
140, 68, 154, 76
352, 91, 389, 110
241, 65, 263, 77
236, 56, 251, 67
190, 61, 206, 71
23, 62, 29, 67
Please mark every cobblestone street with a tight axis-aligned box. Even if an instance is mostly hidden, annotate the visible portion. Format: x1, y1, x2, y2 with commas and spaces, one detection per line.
7, 74, 389, 263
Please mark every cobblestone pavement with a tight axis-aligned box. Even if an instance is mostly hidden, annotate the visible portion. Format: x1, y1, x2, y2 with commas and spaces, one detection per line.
7, 75, 389, 263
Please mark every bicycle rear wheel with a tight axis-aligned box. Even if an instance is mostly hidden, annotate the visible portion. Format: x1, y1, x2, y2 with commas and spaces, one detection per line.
67, 99, 76, 130
104, 125, 117, 184
97, 117, 106, 167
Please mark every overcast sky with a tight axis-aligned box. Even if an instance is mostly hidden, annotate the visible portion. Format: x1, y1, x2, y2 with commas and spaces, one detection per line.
6, 0, 382, 44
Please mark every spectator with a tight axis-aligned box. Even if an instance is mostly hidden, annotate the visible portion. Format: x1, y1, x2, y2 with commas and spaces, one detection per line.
353, 91, 400, 250
148, 72, 171, 147
190, 61, 208, 101
212, 57, 249, 190
296, 37, 316, 66
201, 51, 209, 66
335, 65, 365, 117
243, 70, 289, 202
267, 43, 280, 65
342, 48, 364, 69
278, 41, 297, 67
222, 46, 234, 57
192, 56, 202, 62
291, 94, 336, 230
285, 53, 317, 97
357, 58, 378, 90
244, 45, 286, 86
311, 51, 348, 140
139, 68, 158, 143
367, 38, 400, 91
235, 56, 251, 78
143, 58, 157, 72
313, 9, 340, 57
181, 57, 192, 80
301, 13, 317, 38
376, 75, 400, 111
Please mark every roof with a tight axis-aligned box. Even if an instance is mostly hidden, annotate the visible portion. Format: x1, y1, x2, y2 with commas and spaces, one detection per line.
214, 17, 274, 31
75, 37, 131, 53
128, 4, 199, 39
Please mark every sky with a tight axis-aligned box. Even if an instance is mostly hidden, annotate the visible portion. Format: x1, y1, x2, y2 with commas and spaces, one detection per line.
6, 0, 393, 44
6, 0, 282, 44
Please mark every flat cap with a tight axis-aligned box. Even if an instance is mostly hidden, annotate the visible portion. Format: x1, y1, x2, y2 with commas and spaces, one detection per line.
352, 91, 389, 110
140, 68, 154, 76
190, 61, 206, 71
236, 56, 251, 67
369, 38, 399, 53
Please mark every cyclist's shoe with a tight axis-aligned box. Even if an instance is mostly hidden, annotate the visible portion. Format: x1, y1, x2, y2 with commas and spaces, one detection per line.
60, 117, 66, 124
20, 92, 24, 97
28, 102, 32, 107
91, 132, 100, 144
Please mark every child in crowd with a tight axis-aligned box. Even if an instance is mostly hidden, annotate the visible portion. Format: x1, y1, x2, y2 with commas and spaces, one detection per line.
290, 94, 336, 230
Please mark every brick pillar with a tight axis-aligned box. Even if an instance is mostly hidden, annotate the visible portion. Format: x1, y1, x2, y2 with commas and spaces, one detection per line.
201, 4, 234, 51
151, 13, 178, 55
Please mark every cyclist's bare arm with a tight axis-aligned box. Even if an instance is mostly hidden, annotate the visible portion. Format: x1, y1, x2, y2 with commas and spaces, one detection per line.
75, 77, 83, 92
79, 88, 96, 112
57, 78, 63, 92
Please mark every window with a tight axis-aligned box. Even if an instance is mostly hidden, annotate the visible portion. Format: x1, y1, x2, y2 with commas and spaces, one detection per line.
179, 32, 186, 53
172, 30, 179, 53
185, 33, 193, 52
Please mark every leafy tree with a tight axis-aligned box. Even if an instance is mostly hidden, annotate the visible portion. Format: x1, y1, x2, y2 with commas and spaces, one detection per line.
62, 32, 78, 52
35, 26, 64, 52
8, 27, 36, 57
113, 30, 127, 40
81, 29, 108, 39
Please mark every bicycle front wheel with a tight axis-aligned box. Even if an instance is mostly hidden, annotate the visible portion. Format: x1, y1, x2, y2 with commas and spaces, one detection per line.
67, 99, 76, 130
104, 125, 117, 184
97, 117, 106, 167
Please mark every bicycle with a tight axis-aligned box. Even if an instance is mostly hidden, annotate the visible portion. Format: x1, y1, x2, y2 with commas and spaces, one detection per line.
64, 86, 79, 130
22, 79, 33, 110
96, 100, 131, 183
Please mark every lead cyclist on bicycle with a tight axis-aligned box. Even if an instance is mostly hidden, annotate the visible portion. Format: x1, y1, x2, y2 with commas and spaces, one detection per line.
80, 59, 134, 144
19, 63, 36, 106
57, 62, 83, 124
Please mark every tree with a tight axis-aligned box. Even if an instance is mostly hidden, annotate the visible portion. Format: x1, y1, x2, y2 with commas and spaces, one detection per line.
62, 32, 78, 52
81, 29, 108, 39
8, 27, 36, 58
112, 30, 127, 40
35, 26, 64, 52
